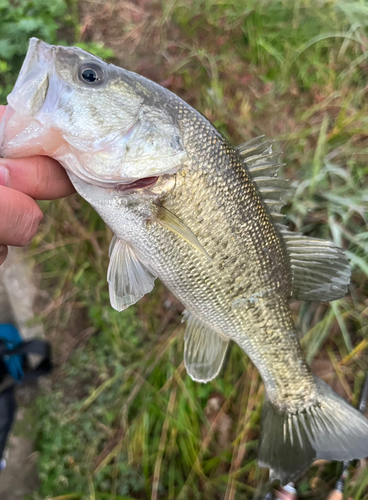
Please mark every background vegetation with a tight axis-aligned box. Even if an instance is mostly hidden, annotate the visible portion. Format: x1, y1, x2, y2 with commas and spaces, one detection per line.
1, 0, 368, 499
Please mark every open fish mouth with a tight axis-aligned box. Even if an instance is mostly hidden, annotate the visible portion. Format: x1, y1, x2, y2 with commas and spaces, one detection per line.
0, 38, 188, 186
115, 176, 159, 193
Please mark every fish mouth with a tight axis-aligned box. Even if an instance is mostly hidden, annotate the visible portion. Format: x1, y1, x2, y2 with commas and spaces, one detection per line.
115, 176, 159, 193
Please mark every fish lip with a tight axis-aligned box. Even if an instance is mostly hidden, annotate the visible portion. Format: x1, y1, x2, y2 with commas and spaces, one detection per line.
0, 105, 15, 152
115, 176, 159, 193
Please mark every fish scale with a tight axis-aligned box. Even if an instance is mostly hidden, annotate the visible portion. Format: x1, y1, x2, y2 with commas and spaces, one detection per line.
133, 107, 317, 405
1, 37, 368, 485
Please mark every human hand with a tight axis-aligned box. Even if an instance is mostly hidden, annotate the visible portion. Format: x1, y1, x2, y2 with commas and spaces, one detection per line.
0, 105, 75, 266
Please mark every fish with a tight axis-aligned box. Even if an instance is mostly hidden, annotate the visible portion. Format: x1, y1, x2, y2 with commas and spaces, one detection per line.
1, 37, 368, 484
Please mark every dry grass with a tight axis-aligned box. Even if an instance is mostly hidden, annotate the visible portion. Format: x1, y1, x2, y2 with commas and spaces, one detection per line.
15, 1, 368, 499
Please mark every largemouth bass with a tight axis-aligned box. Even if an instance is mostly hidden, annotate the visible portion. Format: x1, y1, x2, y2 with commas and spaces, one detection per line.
1, 38, 367, 484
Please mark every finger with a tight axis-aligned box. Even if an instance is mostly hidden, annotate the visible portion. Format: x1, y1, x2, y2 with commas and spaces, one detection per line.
0, 155, 75, 200
0, 186, 43, 246
0, 245, 8, 266
275, 486, 297, 500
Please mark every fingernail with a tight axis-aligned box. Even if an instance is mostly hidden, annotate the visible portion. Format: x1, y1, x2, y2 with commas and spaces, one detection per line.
0, 164, 8, 186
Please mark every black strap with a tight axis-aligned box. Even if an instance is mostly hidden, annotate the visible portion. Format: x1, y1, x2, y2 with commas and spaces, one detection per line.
0, 339, 52, 463
0, 340, 52, 383
0, 338, 51, 358
0, 388, 16, 461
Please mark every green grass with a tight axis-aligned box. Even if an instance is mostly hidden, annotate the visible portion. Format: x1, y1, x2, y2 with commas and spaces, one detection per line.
1, 0, 367, 499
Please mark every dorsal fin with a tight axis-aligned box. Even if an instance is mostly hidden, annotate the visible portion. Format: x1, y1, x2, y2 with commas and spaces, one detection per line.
235, 136, 289, 222
236, 138, 351, 302
277, 224, 351, 302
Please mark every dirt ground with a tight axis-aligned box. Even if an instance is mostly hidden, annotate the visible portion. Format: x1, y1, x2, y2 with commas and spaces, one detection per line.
0, 249, 44, 499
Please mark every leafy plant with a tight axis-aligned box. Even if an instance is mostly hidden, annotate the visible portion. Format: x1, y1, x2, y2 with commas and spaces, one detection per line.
0, 0, 114, 104
0, 0, 70, 103
4, 0, 365, 498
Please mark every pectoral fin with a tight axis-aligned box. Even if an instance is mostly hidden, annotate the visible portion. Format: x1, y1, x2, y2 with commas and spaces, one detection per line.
108, 236, 156, 312
157, 205, 210, 259
183, 311, 229, 383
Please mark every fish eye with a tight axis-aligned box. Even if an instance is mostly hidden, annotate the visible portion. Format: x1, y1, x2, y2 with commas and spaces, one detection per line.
82, 68, 97, 83
78, 62, 104, 85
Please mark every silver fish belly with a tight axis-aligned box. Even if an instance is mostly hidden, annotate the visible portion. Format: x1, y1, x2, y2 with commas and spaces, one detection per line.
1, 38, 367, 484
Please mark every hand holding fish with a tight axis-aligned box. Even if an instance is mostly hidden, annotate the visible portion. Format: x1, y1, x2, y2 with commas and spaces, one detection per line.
1, 39, 367, 484
0, 105, 74, 266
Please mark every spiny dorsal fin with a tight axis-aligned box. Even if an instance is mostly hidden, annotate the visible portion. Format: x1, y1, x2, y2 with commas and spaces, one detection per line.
183, 311, 229, 383
237, 138, 350, 301
157, 205, 210, 258
108, 236, 156, 311
277, 224, 351, 302
235, 136, 289, 222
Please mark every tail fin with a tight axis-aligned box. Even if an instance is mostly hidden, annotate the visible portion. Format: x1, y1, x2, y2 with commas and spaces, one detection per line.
258, 377, 368, 484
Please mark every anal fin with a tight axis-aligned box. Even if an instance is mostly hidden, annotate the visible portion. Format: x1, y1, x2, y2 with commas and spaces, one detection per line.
183, 311, 229, 383
108, 236, 156, 312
